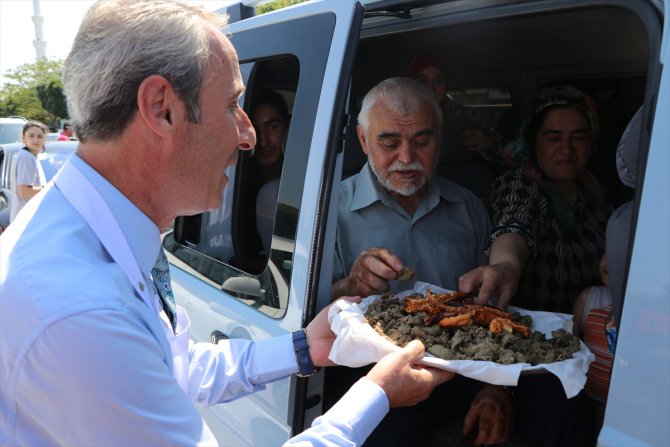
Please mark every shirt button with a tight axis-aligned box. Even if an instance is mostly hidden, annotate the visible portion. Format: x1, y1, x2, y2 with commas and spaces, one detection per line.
139, 282, 145, 291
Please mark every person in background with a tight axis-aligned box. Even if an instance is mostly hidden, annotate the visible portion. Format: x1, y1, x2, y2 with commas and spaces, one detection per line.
460, 85, 612, 314
605, 105, 642, 325
572, 253, 612, 438
458, 85, 609, 447
572, 254, 611, 340
571, 105, 644, 440
328, 76, 512, 447
405, 52, 501, 199
0, 2, 452, 446
8, 120, 48, 223
250, 87, 289, 257
57, 121, 75, 140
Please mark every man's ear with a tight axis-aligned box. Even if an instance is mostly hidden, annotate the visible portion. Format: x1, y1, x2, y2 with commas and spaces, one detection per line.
137, 75, 184, 137
357, 125, 369, 156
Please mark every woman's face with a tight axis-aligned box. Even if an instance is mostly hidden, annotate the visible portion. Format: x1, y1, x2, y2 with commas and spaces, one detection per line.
22, 125, 46, 154
252, 104, 286, 167
535, 108, 592, 183
413, 65, 447, 101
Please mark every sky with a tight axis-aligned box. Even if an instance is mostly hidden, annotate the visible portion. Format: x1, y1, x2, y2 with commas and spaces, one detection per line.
0, 0, 236, 86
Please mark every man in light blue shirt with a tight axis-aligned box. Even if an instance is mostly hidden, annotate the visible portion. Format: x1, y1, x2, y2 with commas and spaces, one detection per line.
0, 2, 451, 446
332, 77, 491, 303
328, 77, 513, 446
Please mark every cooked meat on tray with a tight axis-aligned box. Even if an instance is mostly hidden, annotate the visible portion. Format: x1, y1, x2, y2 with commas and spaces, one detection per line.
366, 290, 581, 365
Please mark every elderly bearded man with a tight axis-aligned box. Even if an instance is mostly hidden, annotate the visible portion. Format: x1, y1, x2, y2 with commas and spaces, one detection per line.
327, 77, 513, 447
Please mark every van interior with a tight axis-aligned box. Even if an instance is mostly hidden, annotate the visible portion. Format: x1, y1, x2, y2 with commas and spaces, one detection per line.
171, 1, 653, 315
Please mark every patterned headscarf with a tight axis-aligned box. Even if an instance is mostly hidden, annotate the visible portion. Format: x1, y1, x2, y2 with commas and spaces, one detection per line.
506, 84, 598, 164
504, 85, 605, 227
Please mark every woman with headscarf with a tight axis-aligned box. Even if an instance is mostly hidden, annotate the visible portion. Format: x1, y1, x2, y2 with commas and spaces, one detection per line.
405, 52, 501, 199
460, 85, 612, 314
455, 85, 611, 447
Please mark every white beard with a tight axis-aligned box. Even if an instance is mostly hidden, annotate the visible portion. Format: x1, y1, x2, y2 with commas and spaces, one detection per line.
368, 156, 429, 197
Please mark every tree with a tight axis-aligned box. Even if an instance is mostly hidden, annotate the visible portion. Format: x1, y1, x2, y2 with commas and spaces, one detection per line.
257, 0, 307, 15
36, 81, 68, 121
0, 58, 66, 128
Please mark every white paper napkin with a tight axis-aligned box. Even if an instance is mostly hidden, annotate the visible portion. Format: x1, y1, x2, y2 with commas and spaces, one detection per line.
328, 282, 595, 398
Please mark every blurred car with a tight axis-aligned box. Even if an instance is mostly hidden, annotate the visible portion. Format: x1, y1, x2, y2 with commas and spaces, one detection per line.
0, 140, 77, 230
47, 131, 78, 142
0, 117, 27, 145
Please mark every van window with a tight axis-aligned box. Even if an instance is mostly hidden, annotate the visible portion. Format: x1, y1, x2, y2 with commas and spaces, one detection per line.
165, 55, 300, 316
447, 86, 512, 132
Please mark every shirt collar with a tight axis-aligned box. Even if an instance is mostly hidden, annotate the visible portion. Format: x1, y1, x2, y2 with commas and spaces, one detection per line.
350, 163, 464, 213
69, 154, 161, 277
350, 163, 382, 212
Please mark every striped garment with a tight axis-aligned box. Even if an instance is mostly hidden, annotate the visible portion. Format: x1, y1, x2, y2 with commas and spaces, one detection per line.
486, 167, 611, 313
584, 305, 614, 428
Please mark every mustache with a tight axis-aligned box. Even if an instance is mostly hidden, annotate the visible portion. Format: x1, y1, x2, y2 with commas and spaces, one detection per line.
388, 160, 424, 172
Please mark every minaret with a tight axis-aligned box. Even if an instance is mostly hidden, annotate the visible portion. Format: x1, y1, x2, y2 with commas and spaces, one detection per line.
32, 0, 46, 60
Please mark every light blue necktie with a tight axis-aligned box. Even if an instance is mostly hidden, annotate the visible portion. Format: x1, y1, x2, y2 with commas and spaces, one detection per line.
151, 249, 177, 332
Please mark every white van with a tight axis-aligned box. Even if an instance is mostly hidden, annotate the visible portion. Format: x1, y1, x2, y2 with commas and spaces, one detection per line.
0, 117, 26, 146
166, 0, 670, 445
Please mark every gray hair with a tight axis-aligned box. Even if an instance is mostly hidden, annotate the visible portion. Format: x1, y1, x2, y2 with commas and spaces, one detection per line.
357, 77, 442, 139
62, 0, 228, 142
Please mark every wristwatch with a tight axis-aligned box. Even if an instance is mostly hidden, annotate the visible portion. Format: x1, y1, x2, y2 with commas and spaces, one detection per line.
292, 329, 317, 377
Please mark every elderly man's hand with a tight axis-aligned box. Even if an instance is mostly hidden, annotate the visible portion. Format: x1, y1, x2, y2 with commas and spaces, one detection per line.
332, 247, 403, 300
459, 262, 521, 309
463, 384, 514, 446
365, 340, 454, 407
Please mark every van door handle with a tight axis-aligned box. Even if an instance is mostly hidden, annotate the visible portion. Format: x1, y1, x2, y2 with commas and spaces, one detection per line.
211, 330, 229, 344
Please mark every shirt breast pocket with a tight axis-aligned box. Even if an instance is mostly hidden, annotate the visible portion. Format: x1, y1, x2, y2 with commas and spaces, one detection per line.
413, 235, 479, 290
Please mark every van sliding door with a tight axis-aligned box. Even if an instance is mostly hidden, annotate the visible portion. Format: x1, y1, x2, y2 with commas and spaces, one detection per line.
164, 1, 365, 444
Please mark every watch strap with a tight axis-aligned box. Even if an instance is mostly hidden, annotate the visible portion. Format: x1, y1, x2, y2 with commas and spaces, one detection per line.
292, 329, 317, 377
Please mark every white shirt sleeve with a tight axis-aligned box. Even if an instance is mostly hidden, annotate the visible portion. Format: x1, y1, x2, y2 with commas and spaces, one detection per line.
13, 309, 297, 446
184, 333, 298, 406
284, 378, 389, 447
